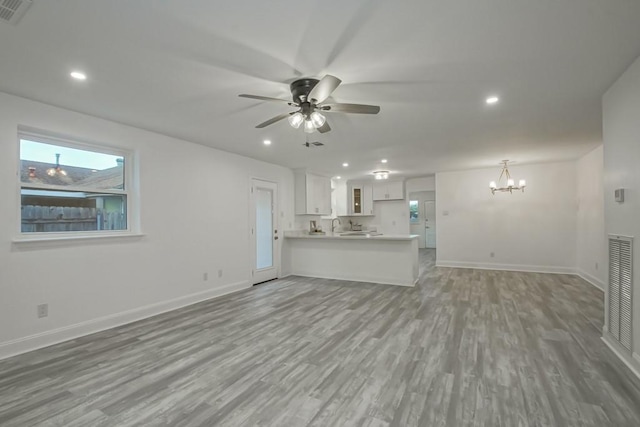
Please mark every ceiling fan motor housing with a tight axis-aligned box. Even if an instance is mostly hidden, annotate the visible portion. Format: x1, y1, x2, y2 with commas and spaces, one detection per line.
290, 78, 319, 104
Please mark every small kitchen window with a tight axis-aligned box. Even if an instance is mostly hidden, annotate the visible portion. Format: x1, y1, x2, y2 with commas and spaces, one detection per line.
18, 130, 133, 236
409, 200, 419, 223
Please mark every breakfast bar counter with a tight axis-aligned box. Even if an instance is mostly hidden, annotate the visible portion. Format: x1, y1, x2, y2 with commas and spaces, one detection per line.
282, 231, 419, 287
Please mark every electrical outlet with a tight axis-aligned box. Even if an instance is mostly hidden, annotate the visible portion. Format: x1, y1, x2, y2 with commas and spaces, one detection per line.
218, 269, 223, 278
490, 252, 495, 258
203, 272, 208, 281
37, 303, 48, 318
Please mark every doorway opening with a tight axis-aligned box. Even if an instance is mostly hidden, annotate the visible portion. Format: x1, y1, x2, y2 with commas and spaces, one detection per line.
408, 191, 436, 249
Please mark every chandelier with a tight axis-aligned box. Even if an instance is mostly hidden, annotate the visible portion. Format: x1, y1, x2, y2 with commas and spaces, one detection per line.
46, 153, 67, 177
489, 160, 525, 194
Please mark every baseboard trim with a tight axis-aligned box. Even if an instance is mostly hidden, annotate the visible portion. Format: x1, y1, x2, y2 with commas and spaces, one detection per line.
601, 334, 640, 381
291, 272, 416, 287
576, 269, 605, 291
0, 280, 250, 361
435, 260, 575, 275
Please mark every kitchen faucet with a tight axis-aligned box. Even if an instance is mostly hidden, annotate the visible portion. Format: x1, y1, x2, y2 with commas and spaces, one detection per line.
331, 218, 341, 232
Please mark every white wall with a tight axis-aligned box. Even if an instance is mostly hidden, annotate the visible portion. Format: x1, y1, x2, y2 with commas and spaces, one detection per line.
372, 200, 410, 235
576, 145, 606, 289
603, 55, 640, 367
0, 92, 295, 359
436, 161, 578, 273
406, 175, 435, 195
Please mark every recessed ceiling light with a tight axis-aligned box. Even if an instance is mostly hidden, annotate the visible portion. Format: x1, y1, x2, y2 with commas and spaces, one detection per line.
342, 162, 349, 167
485, 96, 499, 105
335, 176, 341, 180
263, 139, 271, 146
381, 159, 388, 163
70, 71, 87, 81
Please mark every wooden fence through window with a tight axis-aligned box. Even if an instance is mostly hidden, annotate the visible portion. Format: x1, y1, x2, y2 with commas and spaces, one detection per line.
21, 205, 126, 232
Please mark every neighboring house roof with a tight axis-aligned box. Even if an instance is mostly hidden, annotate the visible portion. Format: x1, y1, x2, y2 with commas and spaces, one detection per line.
20, 160, 123, 190
76, 165, 124, 190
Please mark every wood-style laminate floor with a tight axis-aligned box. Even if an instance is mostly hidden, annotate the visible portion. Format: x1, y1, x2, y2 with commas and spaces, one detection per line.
2, 249, 640, 426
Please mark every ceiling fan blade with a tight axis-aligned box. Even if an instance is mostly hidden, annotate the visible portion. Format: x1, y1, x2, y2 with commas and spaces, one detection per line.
239, 94, 293, 103
322, 103, 380, 114
255, 112, 293, 128
317, 121, 331, 133
308, 75, 342, 103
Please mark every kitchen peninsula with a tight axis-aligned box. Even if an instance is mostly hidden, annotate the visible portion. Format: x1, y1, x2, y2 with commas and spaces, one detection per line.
282, 232, 419, 286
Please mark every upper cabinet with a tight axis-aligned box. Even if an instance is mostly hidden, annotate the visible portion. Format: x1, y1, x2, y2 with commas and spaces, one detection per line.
348, 183, 373, 216
372, 181, 405, 201
294, 170, 331, 215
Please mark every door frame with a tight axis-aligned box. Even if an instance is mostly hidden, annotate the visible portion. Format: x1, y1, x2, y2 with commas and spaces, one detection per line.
249, 177, 279, 284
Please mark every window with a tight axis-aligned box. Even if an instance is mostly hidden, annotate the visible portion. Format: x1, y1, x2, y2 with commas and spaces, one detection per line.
409, 200, 419, 223
19, 132, 131, 234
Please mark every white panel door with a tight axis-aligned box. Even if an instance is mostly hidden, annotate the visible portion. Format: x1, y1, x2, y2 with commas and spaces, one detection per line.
424, 201, 436, 248
251, 179, 278, 284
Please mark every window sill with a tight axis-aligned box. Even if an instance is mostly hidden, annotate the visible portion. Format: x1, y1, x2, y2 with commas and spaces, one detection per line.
12, 232, 144, 248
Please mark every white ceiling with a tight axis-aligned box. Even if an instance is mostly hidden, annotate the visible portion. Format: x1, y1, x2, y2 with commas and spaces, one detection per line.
2, 0, 640, 180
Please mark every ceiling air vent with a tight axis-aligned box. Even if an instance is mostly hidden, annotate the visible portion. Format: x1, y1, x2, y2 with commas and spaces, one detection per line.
303, 141, 324, 148
0, 0, 32, 25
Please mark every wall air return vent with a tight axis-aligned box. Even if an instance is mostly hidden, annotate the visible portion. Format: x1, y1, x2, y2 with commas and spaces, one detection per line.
0, 0, 32, 25
608, 235, 633, 352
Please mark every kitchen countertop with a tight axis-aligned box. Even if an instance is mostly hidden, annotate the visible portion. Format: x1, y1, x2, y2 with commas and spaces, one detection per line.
284, 231, 419, 241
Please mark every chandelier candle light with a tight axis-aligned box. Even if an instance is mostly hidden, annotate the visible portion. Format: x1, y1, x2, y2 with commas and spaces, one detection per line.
46, 153, 67, 177
489, 160, 526, 194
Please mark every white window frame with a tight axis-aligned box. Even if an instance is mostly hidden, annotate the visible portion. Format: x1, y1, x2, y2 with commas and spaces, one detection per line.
15, 127, 139, 242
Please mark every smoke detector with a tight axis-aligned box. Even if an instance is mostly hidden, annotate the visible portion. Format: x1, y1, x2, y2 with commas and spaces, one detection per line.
0, 0, 32, 25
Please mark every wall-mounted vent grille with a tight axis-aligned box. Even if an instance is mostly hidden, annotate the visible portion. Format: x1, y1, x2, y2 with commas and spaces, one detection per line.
608, 235, 633, 352
0, 0, 32, 25
303, 141, 324, 148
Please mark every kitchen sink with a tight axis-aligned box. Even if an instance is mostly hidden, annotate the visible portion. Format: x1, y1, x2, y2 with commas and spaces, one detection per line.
339, 232, 383, 237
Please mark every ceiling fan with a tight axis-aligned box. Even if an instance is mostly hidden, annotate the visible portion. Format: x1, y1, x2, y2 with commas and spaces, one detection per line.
238, 75, 380, 133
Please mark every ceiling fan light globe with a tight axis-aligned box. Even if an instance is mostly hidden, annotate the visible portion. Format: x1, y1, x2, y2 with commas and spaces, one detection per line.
310, 111, 326, 128
288, 112, 304, 128
303, 119, 315, 133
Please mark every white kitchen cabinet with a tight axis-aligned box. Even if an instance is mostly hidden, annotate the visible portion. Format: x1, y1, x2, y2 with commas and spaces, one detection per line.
294, 170, 331, 215
373, 181, 405, 201
348, 183, 374, 216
